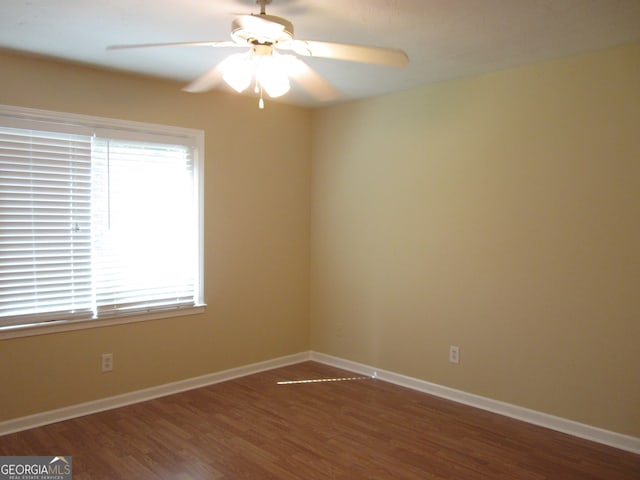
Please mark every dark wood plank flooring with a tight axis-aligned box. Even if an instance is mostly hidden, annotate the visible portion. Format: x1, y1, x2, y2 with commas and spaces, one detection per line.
1, 361, 638, 479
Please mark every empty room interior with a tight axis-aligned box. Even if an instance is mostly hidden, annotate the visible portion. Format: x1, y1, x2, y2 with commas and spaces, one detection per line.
0, 1, 639, 478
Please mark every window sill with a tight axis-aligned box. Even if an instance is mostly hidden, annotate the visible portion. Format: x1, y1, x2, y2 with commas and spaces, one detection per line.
0, 305, 207, 340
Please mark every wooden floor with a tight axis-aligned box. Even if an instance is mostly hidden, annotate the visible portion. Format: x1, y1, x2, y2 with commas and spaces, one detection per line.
1, 361, 638, 479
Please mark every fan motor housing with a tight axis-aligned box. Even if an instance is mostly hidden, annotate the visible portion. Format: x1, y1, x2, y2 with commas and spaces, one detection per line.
231, 14, 294, 46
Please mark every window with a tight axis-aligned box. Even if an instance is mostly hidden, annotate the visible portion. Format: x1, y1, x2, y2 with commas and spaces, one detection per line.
0, 106, 205, 335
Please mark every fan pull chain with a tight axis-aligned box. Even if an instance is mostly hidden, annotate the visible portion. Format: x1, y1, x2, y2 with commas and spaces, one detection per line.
253, 77, 265, 109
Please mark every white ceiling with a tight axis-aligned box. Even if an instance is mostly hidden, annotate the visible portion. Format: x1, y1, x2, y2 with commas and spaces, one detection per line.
1, 0, 640, 107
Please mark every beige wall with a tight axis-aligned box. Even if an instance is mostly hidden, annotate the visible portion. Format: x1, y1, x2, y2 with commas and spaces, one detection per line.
2, 42, 639, 439
310, 42, 640, 436
0, 50, 311, 420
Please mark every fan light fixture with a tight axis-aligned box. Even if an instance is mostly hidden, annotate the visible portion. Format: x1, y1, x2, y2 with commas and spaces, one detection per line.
107, 0, 409, 109
221, 44, 290, 108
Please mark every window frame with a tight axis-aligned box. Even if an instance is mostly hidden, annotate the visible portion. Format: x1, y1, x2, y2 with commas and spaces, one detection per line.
0, 104, 206, 339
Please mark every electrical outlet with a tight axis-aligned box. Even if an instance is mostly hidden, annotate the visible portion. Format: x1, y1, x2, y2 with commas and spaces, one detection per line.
101, 353, 113, 373
449, 345, 460, 364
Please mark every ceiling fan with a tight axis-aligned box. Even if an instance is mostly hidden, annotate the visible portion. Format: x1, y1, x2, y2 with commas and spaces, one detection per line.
108, 0, 409, 108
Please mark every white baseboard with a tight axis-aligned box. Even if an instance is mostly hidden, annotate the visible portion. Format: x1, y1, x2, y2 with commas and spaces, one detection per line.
2, 350, 638, 455
309, 351, 640, 454
0, 351, 311, 437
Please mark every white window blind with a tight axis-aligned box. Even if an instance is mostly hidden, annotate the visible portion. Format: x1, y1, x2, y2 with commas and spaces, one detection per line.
91, 137, 197, 316
0, 126, 93, 326
0, 106, 204, 331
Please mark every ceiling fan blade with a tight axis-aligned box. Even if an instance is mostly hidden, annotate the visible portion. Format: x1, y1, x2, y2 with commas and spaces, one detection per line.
182, 64, 225, 93
289, 40, 408, 67
107, 40, 240, 50
287, 59, 338, 102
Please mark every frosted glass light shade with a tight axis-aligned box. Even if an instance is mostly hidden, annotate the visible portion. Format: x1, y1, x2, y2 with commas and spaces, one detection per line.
257, 57, 290, 98
221, 48, 292, 100
221, 53, 254, 93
